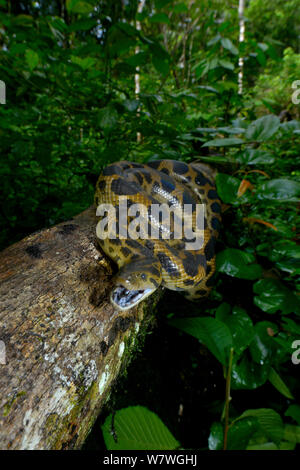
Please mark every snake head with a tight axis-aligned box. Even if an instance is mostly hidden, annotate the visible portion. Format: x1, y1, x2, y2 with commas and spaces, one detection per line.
110, 260, 161, 311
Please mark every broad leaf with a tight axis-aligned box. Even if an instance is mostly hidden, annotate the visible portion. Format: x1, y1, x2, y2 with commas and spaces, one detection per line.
203, 137, 244, 147
101, 406, 180, 450
238, 409, 283, 445
245, 115, 280, 141
258, 179, 300, 202
168, 316, 233, 365
216, 248, 262, 280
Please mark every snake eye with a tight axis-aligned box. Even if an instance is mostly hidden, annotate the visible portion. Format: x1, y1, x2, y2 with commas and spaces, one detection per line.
140, 273, 147, 281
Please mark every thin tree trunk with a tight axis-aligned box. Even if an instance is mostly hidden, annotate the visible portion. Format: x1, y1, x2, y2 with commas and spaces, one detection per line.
238, 0, 245, 95
135, 0, 146, 143
0, 206, 161, 449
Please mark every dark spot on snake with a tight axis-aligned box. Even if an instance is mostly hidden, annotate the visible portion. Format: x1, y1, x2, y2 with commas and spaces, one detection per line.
173, 161, 189, 174
204, 237, 216, 261
120, 163, 131, 170
135, 173, 144, 185
161, 178, 175, 193
211, 202, 221, 214
182, 252, 206, 277
25, 243, 43, 259
195, 172, 210, 186
121, 247, 131, 257
95, 196, 99, 205
157, 252, 180, 277
182, 190, 194, 205
211, 216, 220, 231
144, 172, 152, 184
149, 277, 159, 287
184, 279, 194, 286
147, 160, 160, 169
97, 179, 106, 191
111, 178, 140, 196
206, 265, 212, 275
146, 265, 161, 278
130, 162, 144, 169
110, 238, 122, 245
208, 189, 218, 199
145, 240, 155, 252
103, 164, 123, 176
161, 168, 170, 175
100, 341, 109, 356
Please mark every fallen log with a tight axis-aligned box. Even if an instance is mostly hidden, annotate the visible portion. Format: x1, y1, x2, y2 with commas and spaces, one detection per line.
0, 206, 161, 450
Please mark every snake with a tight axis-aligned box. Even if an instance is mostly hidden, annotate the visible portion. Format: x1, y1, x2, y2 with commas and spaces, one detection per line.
94, 160, 221, 311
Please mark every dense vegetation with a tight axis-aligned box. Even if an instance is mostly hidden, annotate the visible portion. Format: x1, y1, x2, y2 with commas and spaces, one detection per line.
0, 0, 299, 451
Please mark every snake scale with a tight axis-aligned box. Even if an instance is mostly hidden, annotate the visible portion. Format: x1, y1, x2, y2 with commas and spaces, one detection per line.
94, 160, 221, 311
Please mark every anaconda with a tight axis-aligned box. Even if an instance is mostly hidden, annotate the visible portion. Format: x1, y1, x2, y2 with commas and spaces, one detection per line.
94, 160, 221, 311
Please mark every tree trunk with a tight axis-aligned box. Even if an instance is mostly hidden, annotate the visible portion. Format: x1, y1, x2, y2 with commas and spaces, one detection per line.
0, 206, 161, 450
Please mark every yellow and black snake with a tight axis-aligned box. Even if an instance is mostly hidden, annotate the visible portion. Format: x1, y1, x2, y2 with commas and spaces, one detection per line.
95, 160, 221, 310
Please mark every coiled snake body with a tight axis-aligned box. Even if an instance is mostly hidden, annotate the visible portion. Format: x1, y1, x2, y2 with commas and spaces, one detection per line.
95, 160, 221, 310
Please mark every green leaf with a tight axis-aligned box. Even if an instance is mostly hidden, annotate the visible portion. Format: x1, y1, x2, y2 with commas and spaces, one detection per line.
219, 59, 235, 70
216, 248, 262, 280
283, 424, 300, 443
253, 279, 300, 315
149, 13, 170, 24
203, 137, 244, 147
70, 56, 96, 70
227, 418, 258, 450
258, 179, 300, 202
268, 368, 294, 399
25, 49, 39, 71
152, 55, 170, 75
249, 321, 278, 365
66, 0, 94, 14
208, 422, 223, 450
247, 442, 278, 450
285, 405, 300, 425
231, 354, 271, 389
101, 406, 180, 450
168, 316, 233, 365
173, 3, 188, 13
98, 107, 118, 131
245, 115, 280, 141
122, 99, 140, 112
221, 37, 238, 55
216, 305, 255, 358
215, 173, 241, 204
150, 43, 170, 76
67, 18, 97, 31
236, 148, 275, 165
238, 409, 283, 445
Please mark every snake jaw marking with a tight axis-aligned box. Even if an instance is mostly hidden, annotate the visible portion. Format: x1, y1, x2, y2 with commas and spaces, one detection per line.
95, 160, 221, 311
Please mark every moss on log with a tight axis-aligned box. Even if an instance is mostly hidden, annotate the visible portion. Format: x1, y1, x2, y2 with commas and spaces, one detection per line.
0, 206, 161, 450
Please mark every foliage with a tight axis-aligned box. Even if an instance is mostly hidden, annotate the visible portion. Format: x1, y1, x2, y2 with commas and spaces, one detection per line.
0, 0, 299, 451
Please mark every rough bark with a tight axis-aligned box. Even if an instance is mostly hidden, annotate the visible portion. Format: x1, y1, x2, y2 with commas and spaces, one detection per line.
0, 206, 161, 450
